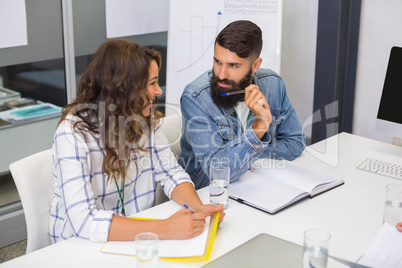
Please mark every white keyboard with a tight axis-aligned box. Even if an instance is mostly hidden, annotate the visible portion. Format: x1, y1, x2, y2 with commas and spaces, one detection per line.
357, 158, 402, 180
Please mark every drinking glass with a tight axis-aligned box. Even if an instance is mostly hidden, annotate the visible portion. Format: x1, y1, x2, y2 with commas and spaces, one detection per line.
302, 229, 331, 268
383, 183, 402, 226
209, 161, 230, 209
135, 232, 159, 267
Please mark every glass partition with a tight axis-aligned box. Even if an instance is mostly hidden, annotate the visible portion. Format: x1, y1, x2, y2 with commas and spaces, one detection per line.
71, 0, 168, 113
0, 0, 169, 248
0, 0, 65, 212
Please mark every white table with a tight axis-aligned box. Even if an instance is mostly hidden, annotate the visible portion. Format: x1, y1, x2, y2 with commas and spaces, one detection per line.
2, 132, 402, 267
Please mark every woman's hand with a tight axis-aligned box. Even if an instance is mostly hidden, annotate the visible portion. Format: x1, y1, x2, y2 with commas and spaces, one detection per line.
161, 209, 207, 239
194, 204, 225, 226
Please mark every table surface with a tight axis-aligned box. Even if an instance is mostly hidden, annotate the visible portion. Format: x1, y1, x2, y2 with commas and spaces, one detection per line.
2, 132, 402, 267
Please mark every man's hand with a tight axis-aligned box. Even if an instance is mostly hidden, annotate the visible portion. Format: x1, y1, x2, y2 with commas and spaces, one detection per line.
244, 85, 272, 139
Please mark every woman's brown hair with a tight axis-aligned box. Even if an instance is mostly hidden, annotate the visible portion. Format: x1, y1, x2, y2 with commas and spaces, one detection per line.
59, 39, 163, 181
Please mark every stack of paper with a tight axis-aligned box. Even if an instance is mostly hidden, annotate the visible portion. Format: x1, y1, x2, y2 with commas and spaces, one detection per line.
358, 222, 402, 268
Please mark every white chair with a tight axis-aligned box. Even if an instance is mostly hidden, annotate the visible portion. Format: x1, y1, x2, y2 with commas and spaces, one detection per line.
160, 113, 182, 157
155, 113, 183, 205
9, 149, 53, 254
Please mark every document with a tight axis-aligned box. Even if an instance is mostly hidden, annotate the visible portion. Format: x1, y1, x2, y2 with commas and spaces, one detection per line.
229, 159, 344, 214
0, 87, 21, 105
101, 211, 220, 262
0, 103, 62, 124
357, 222, 402, 268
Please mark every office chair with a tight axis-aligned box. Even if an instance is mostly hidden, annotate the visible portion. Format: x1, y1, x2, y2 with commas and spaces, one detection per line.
160, 113, 182, 158
155, 113, 183, 205
9, 149, 53, 254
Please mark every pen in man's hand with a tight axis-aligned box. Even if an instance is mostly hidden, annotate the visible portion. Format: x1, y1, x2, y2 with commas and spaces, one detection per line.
183, 204, 195, 213
221, 90, 245, 96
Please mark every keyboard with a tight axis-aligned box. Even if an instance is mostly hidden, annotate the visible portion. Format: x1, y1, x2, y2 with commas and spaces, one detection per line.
357, 158, 402, 180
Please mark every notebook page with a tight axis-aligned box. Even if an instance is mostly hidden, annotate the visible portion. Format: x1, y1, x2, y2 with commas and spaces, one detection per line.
230, 171, 308, 213
101, 216, 210, 258
251, 159, 339, 193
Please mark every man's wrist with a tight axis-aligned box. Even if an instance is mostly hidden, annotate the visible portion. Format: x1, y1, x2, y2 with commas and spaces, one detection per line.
252, 120, 269, 139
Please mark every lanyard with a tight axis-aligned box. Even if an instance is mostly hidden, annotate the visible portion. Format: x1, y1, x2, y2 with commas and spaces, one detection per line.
233, 109, 252, 130
113, 160, 126, 216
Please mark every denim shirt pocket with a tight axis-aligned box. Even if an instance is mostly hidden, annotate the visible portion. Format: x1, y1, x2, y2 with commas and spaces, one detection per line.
268, 110, 281, 138
217, 122, 237, 141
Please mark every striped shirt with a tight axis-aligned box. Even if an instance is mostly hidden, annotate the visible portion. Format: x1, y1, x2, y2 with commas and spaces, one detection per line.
49, 115, 193, 243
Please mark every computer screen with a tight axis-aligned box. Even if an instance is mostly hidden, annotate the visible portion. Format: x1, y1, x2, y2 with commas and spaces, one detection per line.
375, 46, 402, 139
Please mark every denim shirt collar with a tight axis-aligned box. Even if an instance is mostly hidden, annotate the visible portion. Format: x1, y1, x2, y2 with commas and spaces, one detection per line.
221, 106, 235, 117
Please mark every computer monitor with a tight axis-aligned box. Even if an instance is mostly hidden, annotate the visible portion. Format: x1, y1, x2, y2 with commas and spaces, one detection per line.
375, 46, 402, 139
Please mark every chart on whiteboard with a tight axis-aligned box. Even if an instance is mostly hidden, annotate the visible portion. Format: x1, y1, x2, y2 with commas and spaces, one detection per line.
166, 0, 281, 105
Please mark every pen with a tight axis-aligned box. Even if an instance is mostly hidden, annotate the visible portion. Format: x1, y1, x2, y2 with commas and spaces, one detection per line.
221, 90, 245, 96
183, 204, 195, 213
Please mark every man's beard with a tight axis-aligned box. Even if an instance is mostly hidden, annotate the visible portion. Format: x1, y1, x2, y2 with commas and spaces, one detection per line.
210, 69, 253, 109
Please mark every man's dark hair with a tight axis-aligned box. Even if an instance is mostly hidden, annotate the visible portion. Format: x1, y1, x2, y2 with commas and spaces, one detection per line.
215, 20, 263, 61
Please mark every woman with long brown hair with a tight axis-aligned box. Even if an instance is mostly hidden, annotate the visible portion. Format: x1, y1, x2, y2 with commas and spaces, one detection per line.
49, 39, 224, 243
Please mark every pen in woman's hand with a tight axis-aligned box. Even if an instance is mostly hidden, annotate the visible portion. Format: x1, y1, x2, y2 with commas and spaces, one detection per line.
183, 204, 195, 213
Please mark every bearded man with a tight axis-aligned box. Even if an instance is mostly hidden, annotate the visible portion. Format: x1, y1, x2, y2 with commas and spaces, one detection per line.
179, 20, 305, 189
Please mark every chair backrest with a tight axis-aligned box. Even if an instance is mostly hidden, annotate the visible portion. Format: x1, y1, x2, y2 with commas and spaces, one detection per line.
160, 113, 182, 157
155, 113, 183, 205
9, 149, 53, 254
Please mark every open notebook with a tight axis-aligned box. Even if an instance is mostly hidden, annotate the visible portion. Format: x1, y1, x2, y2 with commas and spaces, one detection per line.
230, 159, 344, 214
101, 211, 220, 262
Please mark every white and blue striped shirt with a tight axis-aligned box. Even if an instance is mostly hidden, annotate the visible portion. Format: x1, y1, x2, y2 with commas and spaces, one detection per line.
49, 115, 193, 243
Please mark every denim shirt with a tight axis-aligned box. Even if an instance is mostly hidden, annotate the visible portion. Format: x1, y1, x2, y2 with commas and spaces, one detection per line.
179, 68, 305, 189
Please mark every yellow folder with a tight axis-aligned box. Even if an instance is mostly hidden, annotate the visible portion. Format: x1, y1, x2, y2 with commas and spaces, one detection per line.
129, 211, 220, 262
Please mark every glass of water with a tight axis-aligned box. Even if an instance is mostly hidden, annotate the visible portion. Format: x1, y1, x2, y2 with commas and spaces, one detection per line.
384, 183, 402, 226
302, 229, 331, 268
135, 232, 159, 268
209, 161, 230, 210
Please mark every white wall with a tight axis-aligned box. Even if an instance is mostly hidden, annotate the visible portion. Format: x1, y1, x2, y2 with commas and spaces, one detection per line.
353, 1, 402, 144
281, 0, 319, 142
281, 1, 402, 145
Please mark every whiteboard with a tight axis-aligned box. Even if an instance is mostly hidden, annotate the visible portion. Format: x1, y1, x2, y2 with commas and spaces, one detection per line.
166, 0, 282, 105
